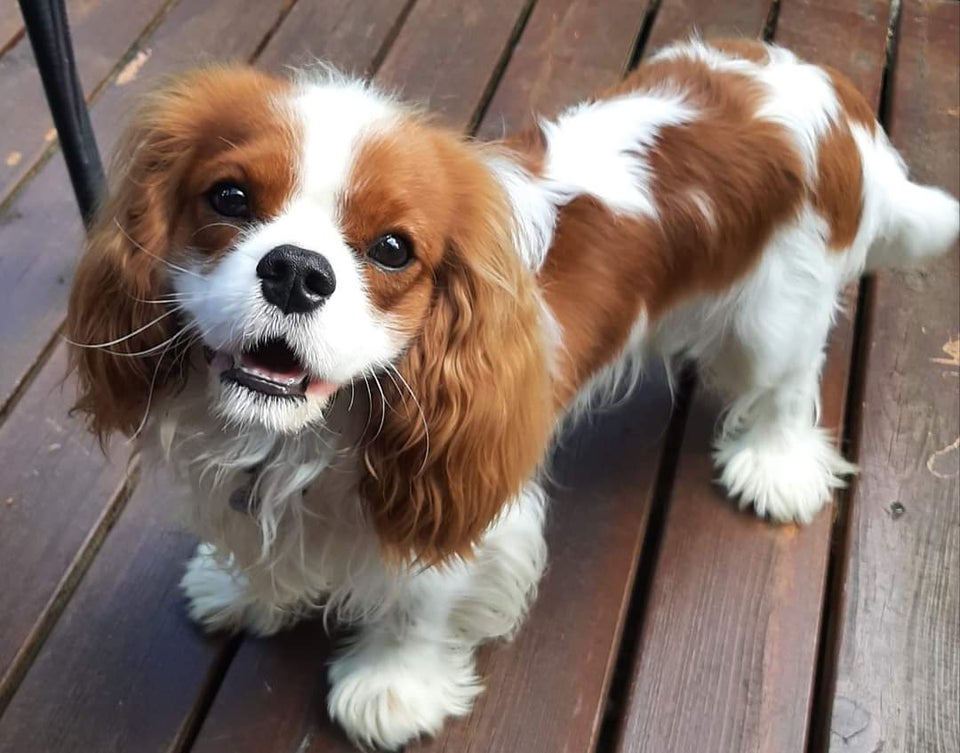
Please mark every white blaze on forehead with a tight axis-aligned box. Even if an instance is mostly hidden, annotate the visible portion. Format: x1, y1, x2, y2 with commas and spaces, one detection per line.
270, 77, 408, 382
287, 75, 402, 207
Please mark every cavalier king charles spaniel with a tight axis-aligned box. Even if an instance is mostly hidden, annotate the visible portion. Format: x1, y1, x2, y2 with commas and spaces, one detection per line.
66, 38, 958, 749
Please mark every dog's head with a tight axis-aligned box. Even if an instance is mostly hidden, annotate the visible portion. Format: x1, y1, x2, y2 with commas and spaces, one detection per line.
67, 66, 554, 560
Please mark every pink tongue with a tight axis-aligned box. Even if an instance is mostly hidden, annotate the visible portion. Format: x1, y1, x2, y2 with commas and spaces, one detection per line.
306, 380, 338, 399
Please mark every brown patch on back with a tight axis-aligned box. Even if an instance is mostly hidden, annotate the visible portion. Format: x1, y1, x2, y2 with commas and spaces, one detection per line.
817, 67, 873, 250
537, 56, 806, 405
814, 122, 864, 250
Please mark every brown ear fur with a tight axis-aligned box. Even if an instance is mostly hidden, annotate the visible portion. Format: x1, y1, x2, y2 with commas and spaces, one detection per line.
360, 147, 555, 564
66, 75, 209, 441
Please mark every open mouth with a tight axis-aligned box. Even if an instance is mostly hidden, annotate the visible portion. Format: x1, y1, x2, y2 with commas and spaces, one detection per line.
208, 338, 334, 400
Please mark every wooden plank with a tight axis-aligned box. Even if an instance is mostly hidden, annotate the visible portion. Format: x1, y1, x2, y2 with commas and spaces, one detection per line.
824, 1, 960, 751
256, 0, 409, 76
475, 0, 652, 141
0, 0, 290, 415
374, 0, 535, 127
614, 1, 893, 751
0, 478, 225, 753
0, 346, 130, 701
0, 1, 22, 59
190, 2, 561, 751
644, 0, 774, 50
0, 0, 173, 208
190, 624, 355, 753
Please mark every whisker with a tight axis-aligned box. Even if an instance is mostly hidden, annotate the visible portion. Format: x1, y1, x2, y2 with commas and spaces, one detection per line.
103, 323, 195, 358
385, 363, 430, 476
129, 291, 207, 305
361, 373, 375, 439
190, 221, 242, 238
347, 379, 357, 412
63, 308, 179, 350
129, 330, 180, 441
113, 219, 204, 280
168, 328, 204, 374
368, 372, 388, 444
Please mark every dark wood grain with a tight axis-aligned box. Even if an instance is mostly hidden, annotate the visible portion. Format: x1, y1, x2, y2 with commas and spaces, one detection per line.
0, 476, 225, 753
257, 0, 410, 76
0, 1, 22, 59
614, 1, 893, 751
0, 347, 130, 702
376, 0, 534, 128
191, 622, 359, 753
643, 0, 774, 50
0, 0, 172, 207
0, 0, 290, 415
825, 1, 960, 750
475, 0, 652, 141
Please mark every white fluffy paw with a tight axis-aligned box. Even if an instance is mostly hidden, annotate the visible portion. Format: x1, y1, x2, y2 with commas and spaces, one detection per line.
327, 636, 481, 750
180, 543, 291, 636
714, 426, 857, 523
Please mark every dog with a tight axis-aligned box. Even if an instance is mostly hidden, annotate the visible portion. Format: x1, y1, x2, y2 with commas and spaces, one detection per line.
65, 37, 959, 749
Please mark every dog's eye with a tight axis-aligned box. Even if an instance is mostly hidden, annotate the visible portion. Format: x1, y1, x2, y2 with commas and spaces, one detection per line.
367, 233, 413, 270
208, 182, 250, 218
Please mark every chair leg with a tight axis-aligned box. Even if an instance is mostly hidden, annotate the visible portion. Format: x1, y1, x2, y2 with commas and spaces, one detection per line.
18, 0, 104, 226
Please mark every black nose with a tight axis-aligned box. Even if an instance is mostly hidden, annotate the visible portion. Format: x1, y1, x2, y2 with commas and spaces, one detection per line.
256, 245, 336, 315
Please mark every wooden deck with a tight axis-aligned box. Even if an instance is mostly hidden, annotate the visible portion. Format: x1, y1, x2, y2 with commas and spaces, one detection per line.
0, 0, 957, 751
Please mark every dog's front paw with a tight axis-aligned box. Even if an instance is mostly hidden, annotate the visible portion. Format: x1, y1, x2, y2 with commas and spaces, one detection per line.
180, 543, 291, 636
327, 636, 480, 750
715, 425, 857, 523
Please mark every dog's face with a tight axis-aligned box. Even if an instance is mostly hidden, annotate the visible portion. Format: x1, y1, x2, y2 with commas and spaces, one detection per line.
67, 67, 554, 559
85, 69, 486, 433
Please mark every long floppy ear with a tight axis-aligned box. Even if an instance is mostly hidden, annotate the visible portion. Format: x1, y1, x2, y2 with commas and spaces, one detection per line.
66, 83, 196, 442
360, 158, 555, 563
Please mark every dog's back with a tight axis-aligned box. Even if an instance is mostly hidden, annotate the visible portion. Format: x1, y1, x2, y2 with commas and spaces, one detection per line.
497, 37, 957, 521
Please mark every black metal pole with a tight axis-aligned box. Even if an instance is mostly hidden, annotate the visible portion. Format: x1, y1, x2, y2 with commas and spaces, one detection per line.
18, 0, 105, 226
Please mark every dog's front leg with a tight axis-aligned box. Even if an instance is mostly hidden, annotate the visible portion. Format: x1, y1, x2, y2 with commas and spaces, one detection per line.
325, 563, 482, 751
180, 542, 302, 637
327, 481, 548, 750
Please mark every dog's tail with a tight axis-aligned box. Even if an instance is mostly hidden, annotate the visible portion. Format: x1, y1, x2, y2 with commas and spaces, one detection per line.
860, 130, 959, 271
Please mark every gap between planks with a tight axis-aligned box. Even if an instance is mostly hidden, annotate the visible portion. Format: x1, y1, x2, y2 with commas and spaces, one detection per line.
0, 0, 180, 219
0, 463, 138, 713
595, 0, 782, 747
